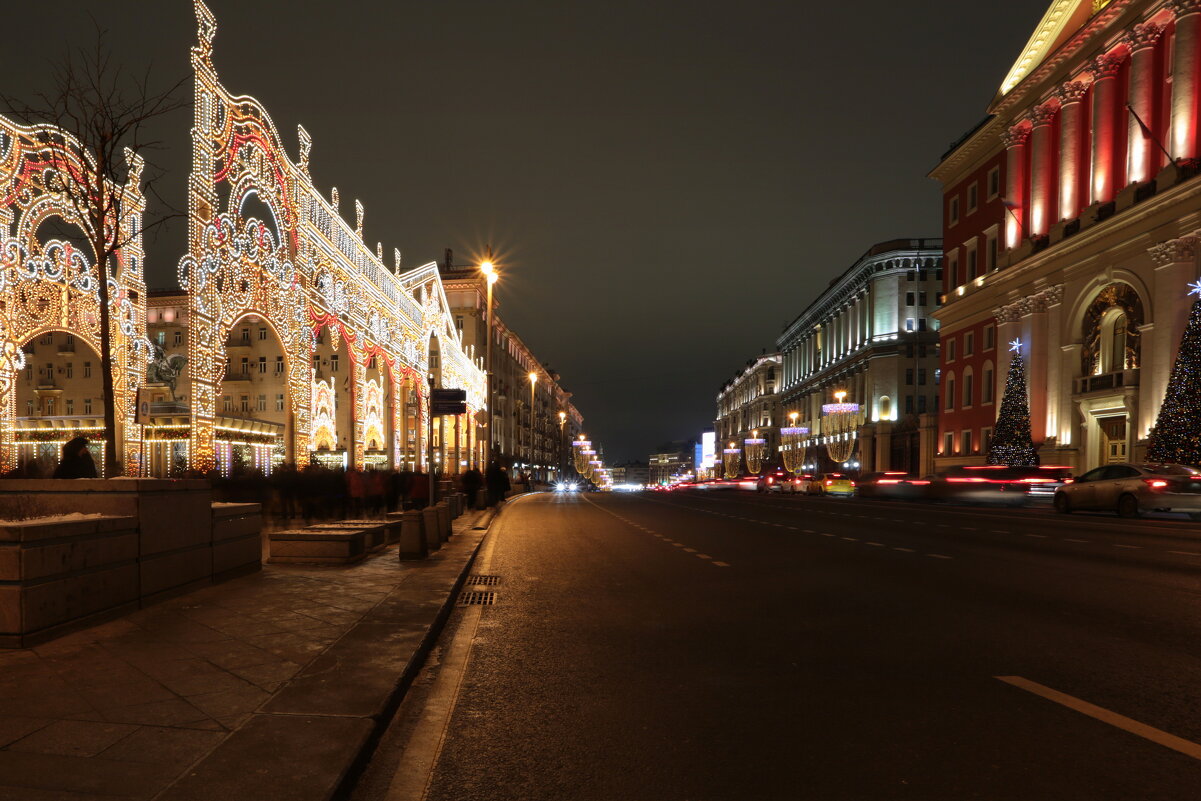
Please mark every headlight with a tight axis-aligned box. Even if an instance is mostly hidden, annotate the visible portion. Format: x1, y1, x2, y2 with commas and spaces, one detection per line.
568, 483, 578, 491
556, 482, 566, 491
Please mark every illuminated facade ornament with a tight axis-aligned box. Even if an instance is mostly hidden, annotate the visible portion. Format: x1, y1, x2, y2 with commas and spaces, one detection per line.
821, 391, 860, 463
0, 114, 147, 473
779, 426, 809, 474
722, 446, 741, 480
1009, 337, 1023, 353
743, 436, 766, 475
180, 0, 484, 472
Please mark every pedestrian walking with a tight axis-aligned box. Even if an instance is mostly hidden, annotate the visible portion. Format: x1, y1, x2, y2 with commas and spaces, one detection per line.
53, 436, 97, 479
485, 460, 510, 507
461, 466, 483, 509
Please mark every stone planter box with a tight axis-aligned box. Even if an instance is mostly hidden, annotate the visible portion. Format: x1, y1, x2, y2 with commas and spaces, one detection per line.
0, 480, 264, 647
0, 515, 139, 648
268, 528, 369, 565
304, 521, 387, 553
387, 511, 426, 560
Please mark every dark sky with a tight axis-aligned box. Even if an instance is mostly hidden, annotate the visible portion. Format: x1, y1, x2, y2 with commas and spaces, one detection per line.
3, 0, 1052, 463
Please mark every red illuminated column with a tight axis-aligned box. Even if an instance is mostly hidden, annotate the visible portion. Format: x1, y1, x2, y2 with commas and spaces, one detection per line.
1057, 81, 1090, 221
1125, 23, 1164, 184
1089, 49, 1128, 204
1170, 0, 1201, 162
1001, 121, 1031, 249
1028, 102, 1058, 237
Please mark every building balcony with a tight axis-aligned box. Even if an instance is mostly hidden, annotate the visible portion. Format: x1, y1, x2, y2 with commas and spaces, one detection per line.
225, 338, 253, 349
1074, 369, 1138, 396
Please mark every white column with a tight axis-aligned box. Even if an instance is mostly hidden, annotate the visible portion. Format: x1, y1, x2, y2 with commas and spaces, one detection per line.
1057, 81, 1090, 221
1002, 121, 1032, 249
1170, 0, 1201, 162
1125, 23, 1165, 183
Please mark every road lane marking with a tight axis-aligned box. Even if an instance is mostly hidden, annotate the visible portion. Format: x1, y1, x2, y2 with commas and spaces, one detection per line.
712, 561, 730, 567
1114, 544, 1141, 549
927, 553, 953, 559
1026, 534, 1047, 538
683, 547, 697, 553
671, 543, 684, 548
936, 524, 951, 528
820, 533, 835, 537
841, 537, 858, 541
961, 527, 978, 531
802, 529, 815, 533
866, 542, 885, 547
992, 529, 1009, 534
696, 554, 712, 560
1170, 550, 1201, 556
893, 547, 915, 553
996, 675, 1201, 762
1064, 538, 1089, 543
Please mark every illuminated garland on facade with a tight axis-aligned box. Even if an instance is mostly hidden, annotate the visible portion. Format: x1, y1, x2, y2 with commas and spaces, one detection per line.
744, 436, 766, 475
180, 0, 484, 472
779, 426, 809, 474
0, 115, 148, 473
821, 394, 860, 464
723, 446, 741, 479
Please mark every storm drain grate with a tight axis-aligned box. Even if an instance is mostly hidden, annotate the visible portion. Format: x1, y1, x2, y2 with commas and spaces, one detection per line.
466, 575, 501, 586
457, 590, 496, 606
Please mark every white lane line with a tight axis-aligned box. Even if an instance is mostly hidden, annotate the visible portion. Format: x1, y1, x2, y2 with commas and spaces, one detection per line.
1170, 550, 1201, 556
893, 547, 916, 553
1114, 544, 1141, 549
712, 561, 730, 567
683, 547, 697, 553
1064, 538, 1089, 543
927, 553, 953, 560
671, 543, 685, 548
841, 537, 859, 541
865, 542, 885, 547
936, 524, 951, 528
802, 529, 815, 533
696, 553, 712, 560
996, 675, 1201, 762
820, 533, 835, 538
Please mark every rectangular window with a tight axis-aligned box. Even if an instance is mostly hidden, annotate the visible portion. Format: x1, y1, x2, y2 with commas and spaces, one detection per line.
944, 431, 954, 454
983, 368, 994, 403
947, 339, 956, 361
905, 395, 914, 414
946, 379, 956, 410
258, 356, 267, 374
156, 331, 166, 346
24, 364, 32, 381
919, 291, 927, 305
331, 354, 339, 372
259, 327, 267, 341
918, 318, 928, 331
905, 368, 914, 385
982, 427, 993, 452
312, 355, 320, 370
949, 195, 960, 226
240, 395, 250, 413
241, 327, 250, 343
275, 393, 285, 412
906, 292, 915, 306
84, 398, 92, 414
962, 430, 973, 454
455, 315, 464, 331
963, 376, 973, 407
25, 400, 33, 416
65, 363, 73, 379
986, 232, 998, 271
967, 245, 978, 280
83, 362, 92, 378
173, 330, 183, 346
985, 326, 995, 350
275, 356, 285, 374
967, 182, 978, 214
918, 395, 928, 413
223, 396, 232, 412
905, 318, 915, 332
45, 398, 55, 415
987, 166, 1000, 200
949, 252, 960, 286
241, 357, 249, 375
965, 333, 974, 356
918, 368, 928, 386
256, 394, 266, 412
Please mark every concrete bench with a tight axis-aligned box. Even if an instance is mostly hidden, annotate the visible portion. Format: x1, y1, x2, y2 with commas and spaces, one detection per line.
305, 521, 388, 552
268, 528, 368, 565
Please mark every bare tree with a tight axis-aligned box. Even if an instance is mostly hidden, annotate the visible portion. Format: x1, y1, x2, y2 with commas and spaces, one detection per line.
2, 25, 186, 475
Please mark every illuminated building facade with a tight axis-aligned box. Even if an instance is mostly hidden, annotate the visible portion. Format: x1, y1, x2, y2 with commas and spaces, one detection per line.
933, 0, 1201, 472
0, 115, 148, 475
439, 254, 583, 481
776, 240, 943, 474
715, 352, 782, 474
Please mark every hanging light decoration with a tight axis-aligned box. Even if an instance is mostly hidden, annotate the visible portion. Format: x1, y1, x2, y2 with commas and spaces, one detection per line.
722, 443, 741, 479
573, 439, 591, 474
821, 390, 860, 464
744, 429, 766, 475
780, 421, 809, 475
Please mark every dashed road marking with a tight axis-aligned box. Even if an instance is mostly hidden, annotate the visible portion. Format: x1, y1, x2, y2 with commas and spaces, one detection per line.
820, 533, 835, 538
992, 529, 1009, 534
1064, 538, 1089, 543
841, 537, 859, 541
1170, 550, 1201, 556
712, 561, 730, 567
696, 553, 712, 560
1114, 544, 1141, 549
893, 547, 916, 553
961, 527, 978, 531
683, 547, 697, 553
1026, 534, 1047, 538
866, 542, 885, 547
928, 553, 953, 560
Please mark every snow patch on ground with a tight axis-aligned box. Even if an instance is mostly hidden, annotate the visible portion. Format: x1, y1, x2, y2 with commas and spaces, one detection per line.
0, 512, 112, 525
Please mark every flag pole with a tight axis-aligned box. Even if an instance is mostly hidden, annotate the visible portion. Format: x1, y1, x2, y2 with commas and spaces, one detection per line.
1127, 103, 1175, 166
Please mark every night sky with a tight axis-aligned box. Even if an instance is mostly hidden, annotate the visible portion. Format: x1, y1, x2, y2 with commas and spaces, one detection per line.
3, 0, 1052, 462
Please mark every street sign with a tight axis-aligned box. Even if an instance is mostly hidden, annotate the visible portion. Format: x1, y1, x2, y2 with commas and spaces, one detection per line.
430, 388, 467, 416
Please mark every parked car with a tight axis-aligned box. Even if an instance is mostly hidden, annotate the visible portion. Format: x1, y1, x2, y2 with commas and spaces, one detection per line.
1053, 462, 1201, 519
996, 465, 1075, 504
811, 472, 856, 497
857, 471, 921, 500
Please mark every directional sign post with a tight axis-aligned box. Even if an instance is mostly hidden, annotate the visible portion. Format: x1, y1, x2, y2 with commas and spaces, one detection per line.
430, 388, 467, 416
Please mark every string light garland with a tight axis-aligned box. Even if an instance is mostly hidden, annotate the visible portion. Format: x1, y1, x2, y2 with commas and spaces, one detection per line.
722, 445, 741, 479
821, 390, 859, 464
986, 339, 1038, 466
744, 433, 766, 475
779, 425, 809, 474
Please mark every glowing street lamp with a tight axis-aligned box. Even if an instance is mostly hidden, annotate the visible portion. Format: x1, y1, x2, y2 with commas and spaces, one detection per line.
528, 371, 538, 467
481, 248, 498, 463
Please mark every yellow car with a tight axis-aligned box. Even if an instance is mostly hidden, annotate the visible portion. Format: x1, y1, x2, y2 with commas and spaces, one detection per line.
812, 472, 856, 497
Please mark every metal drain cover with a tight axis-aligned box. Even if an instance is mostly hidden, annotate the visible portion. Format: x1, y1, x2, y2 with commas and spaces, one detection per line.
466, 575, 501, 586
457, 590, 496, 606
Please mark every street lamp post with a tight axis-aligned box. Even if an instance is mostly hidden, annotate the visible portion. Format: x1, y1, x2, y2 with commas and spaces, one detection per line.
481, 253, 497, 465
558, 410, 566, 482
527, 371, 537, 479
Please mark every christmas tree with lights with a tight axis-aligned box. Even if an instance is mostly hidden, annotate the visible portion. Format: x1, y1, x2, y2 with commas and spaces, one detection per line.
986, 339, 1039, 466
1147, 280, 1201, 465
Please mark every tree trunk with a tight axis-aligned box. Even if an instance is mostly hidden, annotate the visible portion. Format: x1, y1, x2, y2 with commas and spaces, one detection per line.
97, 252, 119, 476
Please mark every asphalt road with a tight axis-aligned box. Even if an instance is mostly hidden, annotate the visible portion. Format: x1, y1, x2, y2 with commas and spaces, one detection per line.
351, 490, 1201, 801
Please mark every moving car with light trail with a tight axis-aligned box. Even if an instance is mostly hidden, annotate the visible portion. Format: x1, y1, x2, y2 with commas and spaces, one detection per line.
811, 473, 855, 496
1053, 462, 1201, 519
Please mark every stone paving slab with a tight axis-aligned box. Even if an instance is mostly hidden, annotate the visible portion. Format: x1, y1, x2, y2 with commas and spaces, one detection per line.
0, 506, 496, 801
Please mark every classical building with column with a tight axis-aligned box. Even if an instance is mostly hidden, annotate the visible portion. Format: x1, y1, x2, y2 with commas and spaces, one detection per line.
775, 239, 943, 475
715, 352, 782, 474
932, 0, 1201, 472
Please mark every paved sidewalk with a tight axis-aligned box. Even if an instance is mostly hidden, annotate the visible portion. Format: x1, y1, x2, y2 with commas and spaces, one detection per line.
0, 506, 495, 801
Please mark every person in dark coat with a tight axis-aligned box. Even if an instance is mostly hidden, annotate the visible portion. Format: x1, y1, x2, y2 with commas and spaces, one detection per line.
485, 460, 510, 507
461, 467, 483, 509
53, 436, 97, 479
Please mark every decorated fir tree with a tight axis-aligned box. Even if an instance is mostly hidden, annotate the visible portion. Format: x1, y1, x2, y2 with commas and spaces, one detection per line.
1146, 280, 1201, 465
986, 339, 1038, 466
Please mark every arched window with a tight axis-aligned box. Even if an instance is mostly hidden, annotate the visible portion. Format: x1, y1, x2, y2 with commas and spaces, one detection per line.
1081, 283, 1143, 376
1101, 310, 1129, 373
879, 396, 891, 420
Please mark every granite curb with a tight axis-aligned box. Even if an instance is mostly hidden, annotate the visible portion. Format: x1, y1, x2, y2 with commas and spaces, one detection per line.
153, 502, 508, 801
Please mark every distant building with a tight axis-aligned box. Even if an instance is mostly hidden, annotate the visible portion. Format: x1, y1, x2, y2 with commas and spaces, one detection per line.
611, 460, 651, 486
715, 353, 782, 474
649, 442, 695, 485
776, 239, 943, 474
